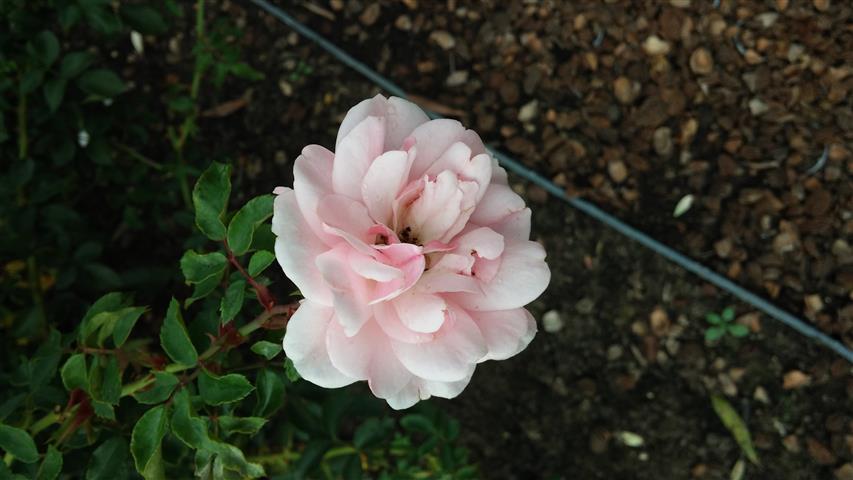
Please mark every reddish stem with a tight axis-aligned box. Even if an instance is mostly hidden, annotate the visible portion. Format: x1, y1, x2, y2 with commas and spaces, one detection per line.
223, 240, 277, 311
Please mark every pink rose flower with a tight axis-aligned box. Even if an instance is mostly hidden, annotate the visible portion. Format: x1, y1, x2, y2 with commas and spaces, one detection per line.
273, 95, 550, 409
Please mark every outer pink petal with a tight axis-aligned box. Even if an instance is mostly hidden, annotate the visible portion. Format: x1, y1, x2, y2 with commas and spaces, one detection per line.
489, 208, 532, 244
362, 149, 412, 226
448, 240, 550, 311
282, 300, 355, 388
422, 373, 474, 399
333, 116, 385, 199
272, 188, 333, 305
469, 308, 537, 361
391, 306, 486, 382
469, 183, 526, 227
293, 145, 337, 245
336, 95, 430, 151
384, 379, 428, 410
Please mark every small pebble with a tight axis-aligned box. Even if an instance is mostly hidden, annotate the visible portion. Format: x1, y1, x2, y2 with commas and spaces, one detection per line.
783, 370, 812, 389
749, 98, 769, 116
542, 310, 564, 333
430, 30, 456, 50
643, 35, 671, 56
689, 48, 714, 75
518, 100, 539, 122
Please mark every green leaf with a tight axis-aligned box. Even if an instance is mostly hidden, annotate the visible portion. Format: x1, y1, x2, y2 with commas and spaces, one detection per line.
21, 69, 45, 94
90, 355, 121, 405
722, 307, 735, 322
113, 307, 146, 347
728, 323, 750, 338
170, 388, 209, 449
220, 279, 245, 324
87, 437, 130, 480
43, 78, 66, 112
81, 0, 121, 34
79, 293, 127, 344
0, 424, 39, 463
217, 416, 267, 437
130, 405, 169, 474
59, 51, 94, 79
77, 69, 125, 97
185, 274, 223, 308
180, 250, 227, 284
226, 195, 274, 256
291, 440, 330, 478
29, 329, 62, 389
192, 162, 231, 241
120, 5, 168, 35
705, 326, 726, 342
61, 353, 89, 392
711, 394, 760, 465
253, 369, 284, 417
133, 372, 179, 405
59, 5, 82, 30
205, 442, 265, 479
33, 31, 60, 67
353, 417, 394, 449
92, 400, 115, 420
0, 395, 26, 423
140, 447, 164, 480
250, 341, 281, 360
284, 358, 301, 383
160, 298, 198, 367
705, 313, 722, 325
36, 445, 62, 480
247, 250, 275, 277
400, 414, 435, 434
199, 370, 254, 406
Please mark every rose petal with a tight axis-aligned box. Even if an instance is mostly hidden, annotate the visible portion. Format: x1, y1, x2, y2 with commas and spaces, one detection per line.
425, 143, 493, 203
333, 116, 385, 199
374, 301, 434, 344
293, 145, 337, 245
392, 290, 448, 333
391, 306, 487, 382
318, 194, 375, 250
454, 226, 505, 260
362, 149, 412, 225
469, 183, 526, 227
470, 308, 537, 361
448, 240, 550, 311
272, 189, 333, 305
315, 246, 372, 336
282, 300, 355, 388
336, 95, 430, 151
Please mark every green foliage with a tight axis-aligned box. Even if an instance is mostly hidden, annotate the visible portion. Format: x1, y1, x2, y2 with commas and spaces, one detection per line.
0, 424, 39, 463
0, 3, 478, 478
705, 306, 749, 343
160, 298, 198, 367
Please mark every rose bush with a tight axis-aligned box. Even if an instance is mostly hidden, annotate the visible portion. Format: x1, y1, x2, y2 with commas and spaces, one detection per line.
273, 95, 550, 409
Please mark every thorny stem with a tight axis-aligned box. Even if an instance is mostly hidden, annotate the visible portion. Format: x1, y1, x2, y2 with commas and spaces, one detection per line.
224, 239, 277, 310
